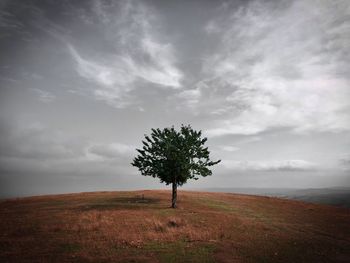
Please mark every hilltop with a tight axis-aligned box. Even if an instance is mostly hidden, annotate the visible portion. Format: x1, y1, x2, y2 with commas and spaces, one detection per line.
0, 190, 349, 262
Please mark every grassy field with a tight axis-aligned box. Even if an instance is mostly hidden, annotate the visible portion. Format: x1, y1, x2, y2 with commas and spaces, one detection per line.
0, 190, 349, 262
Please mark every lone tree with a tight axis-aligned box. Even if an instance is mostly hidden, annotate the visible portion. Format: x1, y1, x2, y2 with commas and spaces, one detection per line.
131, 125, 220, 208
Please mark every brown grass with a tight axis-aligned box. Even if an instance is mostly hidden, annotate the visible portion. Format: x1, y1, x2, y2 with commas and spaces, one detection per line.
0, 190, 349, 262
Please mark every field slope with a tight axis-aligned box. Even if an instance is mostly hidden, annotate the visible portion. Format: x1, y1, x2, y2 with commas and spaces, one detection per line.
0, 190, 349, 262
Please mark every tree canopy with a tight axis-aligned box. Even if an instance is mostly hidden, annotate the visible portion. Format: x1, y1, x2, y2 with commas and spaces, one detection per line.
131, 125, 220, 207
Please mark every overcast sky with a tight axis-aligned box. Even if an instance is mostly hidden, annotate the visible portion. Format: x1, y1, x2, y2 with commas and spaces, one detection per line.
0, 0, 349, 197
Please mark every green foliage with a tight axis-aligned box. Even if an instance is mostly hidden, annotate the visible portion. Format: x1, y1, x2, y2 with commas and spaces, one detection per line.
131, 125, 221, 186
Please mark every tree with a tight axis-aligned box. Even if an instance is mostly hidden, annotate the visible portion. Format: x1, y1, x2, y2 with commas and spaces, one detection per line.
131, 125, 221, 208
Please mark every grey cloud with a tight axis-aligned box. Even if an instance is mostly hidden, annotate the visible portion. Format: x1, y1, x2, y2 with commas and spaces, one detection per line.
0, 0, 349, 197
32, 88, 56, 103
0, 120, 138, 165
0, 119, 158, 197
0, 9, 24, 31
222, 159, 317, 172
219, 146, 240, 152
200, 0, 350, 136
0, 118, 150, 197
88, 143, 135, 159
1, 0, 183, 109
340, 158, 350, 165
0, 121, 86, 160
175, 78, 239, 116
339, 155, 350, 170
68, 0, 183, 108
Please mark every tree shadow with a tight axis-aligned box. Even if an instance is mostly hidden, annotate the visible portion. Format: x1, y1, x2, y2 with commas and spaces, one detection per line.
77, 195, 162, 211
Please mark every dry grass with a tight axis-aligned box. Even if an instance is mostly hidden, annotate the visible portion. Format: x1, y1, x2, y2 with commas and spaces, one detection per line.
0, 190, 349, 262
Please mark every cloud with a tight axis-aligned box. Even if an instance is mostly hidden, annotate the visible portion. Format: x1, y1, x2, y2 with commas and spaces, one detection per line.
340, 158, 350, 166
222, 159, 316, 172
68, 0, 183, 108
219, 146, 240, 152
339, 155, 350, 170
0, 8, 24, 32
0, 119, 148, 197
175, 88, 201, 109
0, 121, 85, 160
199, 0, 350, 136
0, 120, 137, 164
0, 120, 138, 183
88, 143, 135, 159
32, 88, 55, 103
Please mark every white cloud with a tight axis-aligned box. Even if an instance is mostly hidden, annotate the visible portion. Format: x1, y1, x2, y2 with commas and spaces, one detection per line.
201, 0, 350, 136
68, 45, 129, 88
222, 159, 316, 172
139, 37, 183, 88
68, 0, 183, 108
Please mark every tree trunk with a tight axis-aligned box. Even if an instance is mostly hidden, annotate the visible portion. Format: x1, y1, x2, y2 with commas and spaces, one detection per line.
171, 180, 177, 208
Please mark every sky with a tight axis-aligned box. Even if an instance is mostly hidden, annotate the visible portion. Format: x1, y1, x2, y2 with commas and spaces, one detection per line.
0, 0, 349, 197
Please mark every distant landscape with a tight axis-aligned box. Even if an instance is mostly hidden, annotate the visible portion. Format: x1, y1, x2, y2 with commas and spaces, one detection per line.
200, 187, 350, 208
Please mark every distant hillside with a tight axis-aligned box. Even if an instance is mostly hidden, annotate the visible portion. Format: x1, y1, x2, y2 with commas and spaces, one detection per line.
201, 187, 350, 208
1, 190, 349, 262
